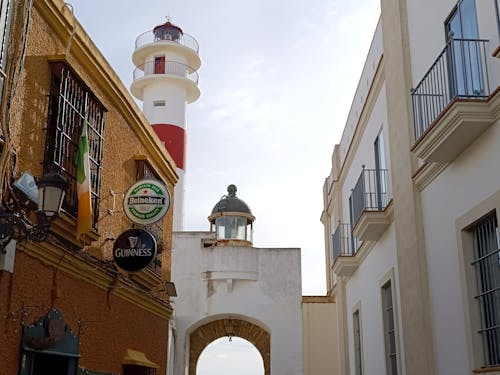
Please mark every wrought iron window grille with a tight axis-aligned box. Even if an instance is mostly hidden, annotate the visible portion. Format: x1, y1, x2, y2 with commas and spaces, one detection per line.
44, 62, 105, 229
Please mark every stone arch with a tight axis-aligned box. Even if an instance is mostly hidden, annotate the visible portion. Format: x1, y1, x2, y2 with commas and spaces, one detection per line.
189, 316, 270, 375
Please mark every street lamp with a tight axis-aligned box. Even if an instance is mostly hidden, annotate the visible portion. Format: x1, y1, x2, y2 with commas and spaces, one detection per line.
0, 167, 67, 251
224, 318, 235, 342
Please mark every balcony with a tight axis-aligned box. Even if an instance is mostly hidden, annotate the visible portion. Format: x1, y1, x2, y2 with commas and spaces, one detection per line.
350, 168, 392, 241
131, 60, 200, 102
411, 38, 497, 162
332, 223, 359, 277
132, 29, 200, 72
135, 29, 199, 53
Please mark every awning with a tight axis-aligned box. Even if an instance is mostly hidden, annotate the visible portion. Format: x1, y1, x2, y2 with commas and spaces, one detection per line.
122, 349, 159, 369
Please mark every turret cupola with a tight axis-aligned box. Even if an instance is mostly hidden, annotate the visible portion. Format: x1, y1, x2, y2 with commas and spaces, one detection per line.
153, 21, 183, 42
208, 185, 255, 246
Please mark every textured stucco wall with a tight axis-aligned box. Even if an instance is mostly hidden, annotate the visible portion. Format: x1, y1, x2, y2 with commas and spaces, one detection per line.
421, 121, 500, 374
0, 251, 169, 375
12, 3, 175, 259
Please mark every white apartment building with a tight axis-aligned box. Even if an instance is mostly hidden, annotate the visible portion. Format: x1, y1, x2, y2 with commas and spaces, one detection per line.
321, 0, 500, 374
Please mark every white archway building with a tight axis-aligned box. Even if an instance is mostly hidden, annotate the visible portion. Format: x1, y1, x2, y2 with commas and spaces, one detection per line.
172, 186, 304, 374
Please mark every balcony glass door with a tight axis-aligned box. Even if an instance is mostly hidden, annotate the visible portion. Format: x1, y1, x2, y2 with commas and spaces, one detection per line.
445, 0, 482, 97
374, 129, 387, 210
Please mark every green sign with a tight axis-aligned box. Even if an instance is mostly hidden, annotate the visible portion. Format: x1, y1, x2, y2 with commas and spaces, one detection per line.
123, 179, 170, 225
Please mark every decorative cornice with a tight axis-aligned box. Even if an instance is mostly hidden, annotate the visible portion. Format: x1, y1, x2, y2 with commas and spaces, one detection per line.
411, 99, 493, 162
23, 239, 173, 320
302, 295, 335, 303
412, 162, 448, 191
352, 199, 394, 241
331, 240, 376, 278
333, 56, 385, 187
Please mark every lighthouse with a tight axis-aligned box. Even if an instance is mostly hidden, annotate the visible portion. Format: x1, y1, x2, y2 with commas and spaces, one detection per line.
131, 20, 201, 231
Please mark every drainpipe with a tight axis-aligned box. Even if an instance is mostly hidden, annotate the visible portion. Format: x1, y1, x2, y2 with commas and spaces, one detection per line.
495, 0, 500, 40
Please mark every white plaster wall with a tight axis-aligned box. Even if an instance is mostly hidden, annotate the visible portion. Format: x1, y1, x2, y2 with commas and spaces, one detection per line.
341, 84, 390, 222
344, 224, 401, 375
406, 0, 500, 92
142, 81, 187, 126
171, 231, 303, 375
420, 120, 500, 375
338, 20, 383, 166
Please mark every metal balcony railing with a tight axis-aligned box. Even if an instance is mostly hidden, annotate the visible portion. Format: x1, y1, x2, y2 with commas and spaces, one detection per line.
135, 30, 199, 53
350, 167, 389, 228
411, 38, 490, 140
332, 223, 356, 264
133, 60, 199, 85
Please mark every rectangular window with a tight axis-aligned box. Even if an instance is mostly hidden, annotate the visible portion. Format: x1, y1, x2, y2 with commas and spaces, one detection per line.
0, 0, 12, 73
153, 100, 166, 107
471, 212, 500, 367
0, 0, 12, 117
348, 196, 359, 252
374, 128, 388, 210
445, 0, 483, 97
44, 62, 105, 228
353, 309, 363, 375
382, 281, 398, 375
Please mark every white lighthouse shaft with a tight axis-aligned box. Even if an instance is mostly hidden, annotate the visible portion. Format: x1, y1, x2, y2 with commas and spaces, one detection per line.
131, 21, 201, 231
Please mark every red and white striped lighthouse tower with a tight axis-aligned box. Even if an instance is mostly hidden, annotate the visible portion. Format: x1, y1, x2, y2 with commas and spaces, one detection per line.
131, 20, 201, 231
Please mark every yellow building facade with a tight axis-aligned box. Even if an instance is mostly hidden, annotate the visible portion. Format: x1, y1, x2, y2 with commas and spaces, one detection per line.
0, 0, 178, 374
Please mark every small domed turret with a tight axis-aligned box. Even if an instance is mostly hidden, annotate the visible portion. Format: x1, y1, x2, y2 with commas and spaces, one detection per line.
208, 185, 255, 245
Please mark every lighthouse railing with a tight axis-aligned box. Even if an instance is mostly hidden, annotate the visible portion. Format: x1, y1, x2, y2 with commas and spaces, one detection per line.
133, 60, 199, 85
135, 30, 199, 53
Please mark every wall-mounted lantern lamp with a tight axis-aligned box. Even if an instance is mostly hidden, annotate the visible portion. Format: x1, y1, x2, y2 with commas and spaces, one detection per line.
0, 167, 67, 252
225, 318, 235, 342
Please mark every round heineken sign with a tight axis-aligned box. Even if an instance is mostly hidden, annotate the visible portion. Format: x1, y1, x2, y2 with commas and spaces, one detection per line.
123, 179, 170, 225
113, 228, 157, 272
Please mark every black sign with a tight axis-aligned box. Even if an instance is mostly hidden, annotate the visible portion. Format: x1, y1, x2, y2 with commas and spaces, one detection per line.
113, 229, 157, 272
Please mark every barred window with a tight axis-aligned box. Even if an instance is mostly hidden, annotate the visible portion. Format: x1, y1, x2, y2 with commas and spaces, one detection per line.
353, 309, 363, 375
0, 0, 12, 116
44, 62, 105, 228
0, 0, 12, 73
471, 212, 500, 367
382, 281, 398, 375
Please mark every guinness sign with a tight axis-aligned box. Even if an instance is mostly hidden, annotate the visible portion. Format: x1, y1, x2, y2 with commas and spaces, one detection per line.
113, 229, 157, 272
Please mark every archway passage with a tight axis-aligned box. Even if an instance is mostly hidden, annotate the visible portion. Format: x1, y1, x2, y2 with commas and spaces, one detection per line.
196, 337, 264, 375
189, 318, 270, 375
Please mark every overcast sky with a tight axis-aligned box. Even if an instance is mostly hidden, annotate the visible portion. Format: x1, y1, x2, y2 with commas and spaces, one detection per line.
67, 0, 380, 372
